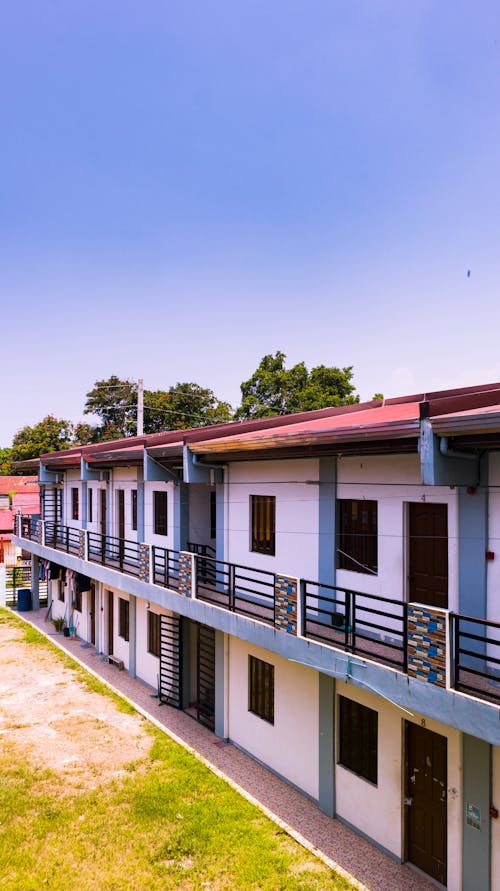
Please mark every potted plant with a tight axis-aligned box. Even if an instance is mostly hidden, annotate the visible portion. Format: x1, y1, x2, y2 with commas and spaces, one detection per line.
52, 617, 65, 632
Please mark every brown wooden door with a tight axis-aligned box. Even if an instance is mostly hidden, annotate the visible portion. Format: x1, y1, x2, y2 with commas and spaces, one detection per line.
406, 723, 447, 885
100, 489, 107, 535
117, 490, 125, 567
107, 589, 114, 656
89, 583, 96, 646
408, 503, 448, 608
117, 490, 125, 539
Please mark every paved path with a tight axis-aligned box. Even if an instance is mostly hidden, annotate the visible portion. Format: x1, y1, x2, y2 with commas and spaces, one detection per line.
18, 608, 437, 891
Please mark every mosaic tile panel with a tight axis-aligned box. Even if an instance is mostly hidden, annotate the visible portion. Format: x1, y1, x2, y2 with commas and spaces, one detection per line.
78, 530, 86, 560
36, 520, 43, 545
139, 544, 151, 583
407, 604, 447, 688
274, 575, 298, 635
179, 552, 194, 598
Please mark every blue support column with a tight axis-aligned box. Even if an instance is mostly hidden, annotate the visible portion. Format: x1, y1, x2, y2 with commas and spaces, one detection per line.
459, 455, 488, 618
81, 481, 88, 530
462, 734, 491, 891
129, 595, 136, 678
31, 554, 40, 610
318, 673, 335, 816
137, 466, 145, 542
214, 629, 226, 739
318, 457, 337, 585
174, 484, 189, 553
216, 483, 225, 564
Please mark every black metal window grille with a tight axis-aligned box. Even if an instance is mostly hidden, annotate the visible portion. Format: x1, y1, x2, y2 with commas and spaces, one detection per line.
71, 487, 79, 521
210, 491, 216, 540
88, 488, 93, 524
119, 598, 129, 641
131, 490, 138, 531
74, 587, 82, 613
154, 491, 168, 536
337, 499, 378, 574
148, 610, 161, 657
248, 655, 274, 724
251, 495, 276, 556
338, 696, 378, 784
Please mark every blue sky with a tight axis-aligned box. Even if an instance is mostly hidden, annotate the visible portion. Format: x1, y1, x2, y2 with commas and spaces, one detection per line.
2, 1, 500, 444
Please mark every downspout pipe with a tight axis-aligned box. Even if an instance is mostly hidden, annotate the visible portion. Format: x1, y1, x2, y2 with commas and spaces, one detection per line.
439, 438, 478, 461
191, 453, 225, 471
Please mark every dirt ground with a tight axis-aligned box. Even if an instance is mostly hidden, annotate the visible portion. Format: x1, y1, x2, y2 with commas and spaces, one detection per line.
0, 622, 152, 791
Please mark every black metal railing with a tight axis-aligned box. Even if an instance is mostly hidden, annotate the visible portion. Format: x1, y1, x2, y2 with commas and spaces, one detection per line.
452, 613, 500, 704
195, 556, 276, 626
20, 516, 39, 541
45, 522, 80, 555
87, 531, 141, 577
302, 580, 407, 671
152, 546, 180, 589
188, 541, 217, 584
188, 541, 216, 558
5, 565, 48, 608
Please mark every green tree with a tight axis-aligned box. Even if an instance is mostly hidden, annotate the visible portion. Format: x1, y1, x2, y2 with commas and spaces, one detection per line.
10, 416, 74, 462
73, 422, 102, 445
143, 383, 233, 432
0, 447, 13, 474
84, 376, 137, 438
84, 375, 233, 438
235, 352, 359, 419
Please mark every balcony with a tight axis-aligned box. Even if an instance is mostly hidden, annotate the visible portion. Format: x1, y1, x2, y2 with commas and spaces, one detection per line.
14, 515, 500, 711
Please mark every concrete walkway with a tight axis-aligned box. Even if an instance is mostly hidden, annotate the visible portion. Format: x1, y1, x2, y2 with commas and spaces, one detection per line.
17, 607, 438, 891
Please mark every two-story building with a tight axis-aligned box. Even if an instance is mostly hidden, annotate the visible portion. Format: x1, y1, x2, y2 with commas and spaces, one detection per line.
14, 381, 500, 891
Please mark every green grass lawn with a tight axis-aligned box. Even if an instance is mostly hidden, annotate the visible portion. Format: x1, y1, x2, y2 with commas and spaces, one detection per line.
0, 611, 355, 891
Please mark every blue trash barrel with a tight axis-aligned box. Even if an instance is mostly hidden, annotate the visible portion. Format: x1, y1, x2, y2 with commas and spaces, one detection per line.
17, 589, 32, 612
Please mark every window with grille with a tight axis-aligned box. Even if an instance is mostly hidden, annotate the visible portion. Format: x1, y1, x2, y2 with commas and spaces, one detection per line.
119, 598, 129, 641
248, 655, 274, 724
337, 499, 377, 574
73, 587, 82, 613
338, 696, 378, 784
148, 611, 161, 657
71, 487, 79, 521
154, 491, 168, 536
251, 495, 275, 556
88, 488, 93, 524
131, 490, 138, 531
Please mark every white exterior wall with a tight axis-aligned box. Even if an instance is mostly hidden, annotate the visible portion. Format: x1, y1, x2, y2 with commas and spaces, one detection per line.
110, 467, 139, 541
72, 588, 90, 641
227, 638, 319, 799
86, 482, 107, 535
144, 480, 176, 550
488, 454, 500, 624
188, 484, 215, 548
98, 587, 130, 669
335, 683, 462, 890
226, 458, 320, 581
136, 599, 172, 688
49, 579, 67, 621
337, 454, 459, 609
65, 469, 81, 530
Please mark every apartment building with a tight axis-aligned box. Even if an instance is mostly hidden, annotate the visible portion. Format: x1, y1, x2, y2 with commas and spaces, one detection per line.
13, 382, 500, 891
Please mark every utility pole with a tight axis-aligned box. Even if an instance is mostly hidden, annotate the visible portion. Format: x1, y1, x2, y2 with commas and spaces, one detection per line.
137, 378, 144, 436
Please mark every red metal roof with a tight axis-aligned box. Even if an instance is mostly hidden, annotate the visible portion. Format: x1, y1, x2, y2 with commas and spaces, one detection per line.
18, 380, 500, 465
0, 476, 39, 495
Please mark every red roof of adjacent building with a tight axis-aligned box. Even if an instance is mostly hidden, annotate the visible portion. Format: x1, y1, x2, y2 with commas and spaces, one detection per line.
0, 476, 39, 495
